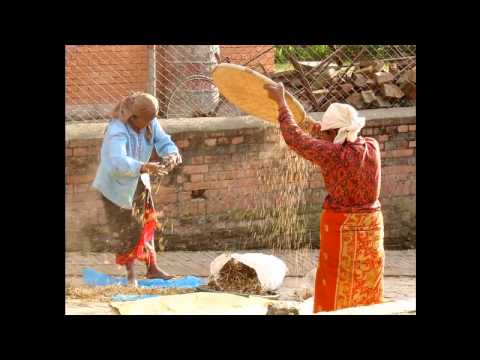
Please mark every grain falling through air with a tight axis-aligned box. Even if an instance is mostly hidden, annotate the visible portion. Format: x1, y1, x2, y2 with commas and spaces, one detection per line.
242, 131, 319, 275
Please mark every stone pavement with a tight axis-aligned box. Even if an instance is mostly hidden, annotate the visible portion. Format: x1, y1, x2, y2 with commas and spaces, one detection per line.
66, 249, 416, 278
65, 249, 415, 314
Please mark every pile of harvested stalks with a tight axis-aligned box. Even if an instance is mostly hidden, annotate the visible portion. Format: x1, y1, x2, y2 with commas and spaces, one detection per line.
208, 259, 263, 295
266, 304, 299, 315
65, 284, 195, 302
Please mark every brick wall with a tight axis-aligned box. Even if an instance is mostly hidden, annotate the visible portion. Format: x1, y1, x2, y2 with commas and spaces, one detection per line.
66, 45, 275, 119
66, 107, 416, 252
66, 45, 149, 119
219, 45, 275, 73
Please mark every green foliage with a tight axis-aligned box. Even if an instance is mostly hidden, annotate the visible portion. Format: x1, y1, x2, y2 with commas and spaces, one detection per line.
274, 45, 415, 64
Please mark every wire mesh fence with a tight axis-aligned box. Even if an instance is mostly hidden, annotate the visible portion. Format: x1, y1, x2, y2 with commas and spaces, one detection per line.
272, 45, 416, 112
65, 45, 415, 122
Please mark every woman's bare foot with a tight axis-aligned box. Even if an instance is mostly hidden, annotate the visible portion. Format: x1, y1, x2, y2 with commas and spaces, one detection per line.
145, 246, 174, 280
146, 265, 174, 280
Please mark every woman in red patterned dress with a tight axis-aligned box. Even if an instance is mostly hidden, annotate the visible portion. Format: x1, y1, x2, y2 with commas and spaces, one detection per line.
265, 82, 384, 312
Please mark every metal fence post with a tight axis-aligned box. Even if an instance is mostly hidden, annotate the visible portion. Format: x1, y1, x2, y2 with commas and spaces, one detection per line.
147, 45, 156, 97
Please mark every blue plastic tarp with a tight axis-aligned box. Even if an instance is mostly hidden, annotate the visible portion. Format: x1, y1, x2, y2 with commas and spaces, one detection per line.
111, 294, 161, 302
82, 268, 206, 289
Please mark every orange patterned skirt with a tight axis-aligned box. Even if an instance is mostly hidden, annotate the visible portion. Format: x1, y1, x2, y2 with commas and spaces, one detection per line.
313, 209, 385, 313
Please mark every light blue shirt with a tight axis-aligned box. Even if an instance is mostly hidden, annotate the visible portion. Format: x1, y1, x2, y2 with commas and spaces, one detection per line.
92, 118, 179, 209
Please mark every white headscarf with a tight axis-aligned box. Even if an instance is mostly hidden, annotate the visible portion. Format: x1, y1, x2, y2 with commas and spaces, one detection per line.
319, 103, 366, 144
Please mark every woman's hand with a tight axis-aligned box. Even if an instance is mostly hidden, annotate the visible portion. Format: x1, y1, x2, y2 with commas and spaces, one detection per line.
140, 162, 166, 174
264, 82, 287, 107
162, 153, 183, 171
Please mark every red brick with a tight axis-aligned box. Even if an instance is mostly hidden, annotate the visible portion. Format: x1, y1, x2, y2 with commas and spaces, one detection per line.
394, 149, 414, 157
154, 185, 177, 196
362, 128, 373, 136
206, 201, 226, 215
231, 136, 244, 144
382, 149, 414, 158
217, 137, 230, 145
79, 192, 102, 203
247, 170, 259, 177
409, 180, 416, 195
178, 191, 192, 202
164, 206, 178, 219
66, 184, 74, 193
398, 125, 409, 133
232, 170, 248, 178
176, 139, 190, 148
204, 173, 218, 181
246, 153, 258, 162
231, 154, 246, 162
183, 182, 211, 191
382, 165, 416, 175
409, 141, 416, 148
205, 138, 217, 146
156, 193, 178, 204
88, 146, 99, 155
191, 156, 204, 165
259, 152, 272, 160
384, 181, 409, 196
190, 174, 204, 182
204, 156, 219, 164
236, 178, 258, 187
208, 164, 224, 172
385, 140, 409, 151
378, 135, 389, 142
67, 174, 95, 184
177, 175, 185, 184
409, 125, 416, 131
179, 203, 196, 217
385, 126, 397, 135
210, 132, 226, 138
181, 165, 209, 174
97, 210, 107, 225
224, 171, 235, 180
66, 148, 73, 157
197, 200, 206, 214
73, 147, 89, 156
221, 163, 234, 171
74, 184, 91, 193
212, 180, 235, 190
265, 134, 279, 143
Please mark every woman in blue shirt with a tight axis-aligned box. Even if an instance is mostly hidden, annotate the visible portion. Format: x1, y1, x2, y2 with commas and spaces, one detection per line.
92, 92, 182, 285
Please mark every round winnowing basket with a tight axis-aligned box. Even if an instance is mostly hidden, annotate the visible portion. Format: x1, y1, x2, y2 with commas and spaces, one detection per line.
211, 63, 315, 130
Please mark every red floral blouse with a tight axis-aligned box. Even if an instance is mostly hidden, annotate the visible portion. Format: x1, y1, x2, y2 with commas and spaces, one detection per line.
278, 105, 381, 213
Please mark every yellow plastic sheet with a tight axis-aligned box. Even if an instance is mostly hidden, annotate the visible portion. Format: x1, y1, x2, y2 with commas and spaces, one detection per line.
110, 292, 275, 315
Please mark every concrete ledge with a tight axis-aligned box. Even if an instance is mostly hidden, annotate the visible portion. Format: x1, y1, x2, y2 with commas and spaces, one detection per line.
309, 106, 416, 123
66, 107, 416, 142
299, 297, 416, 315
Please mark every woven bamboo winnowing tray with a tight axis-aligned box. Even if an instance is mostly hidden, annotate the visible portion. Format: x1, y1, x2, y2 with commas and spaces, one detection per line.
212, 63, 315, 131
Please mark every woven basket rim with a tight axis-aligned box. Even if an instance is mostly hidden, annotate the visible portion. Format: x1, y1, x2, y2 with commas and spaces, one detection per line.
212, 63, 312, 127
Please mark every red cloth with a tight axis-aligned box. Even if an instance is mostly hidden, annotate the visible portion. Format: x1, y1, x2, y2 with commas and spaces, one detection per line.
278, 106, 381, 213
314, 209, 384, 312
116, 207, 156, 266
